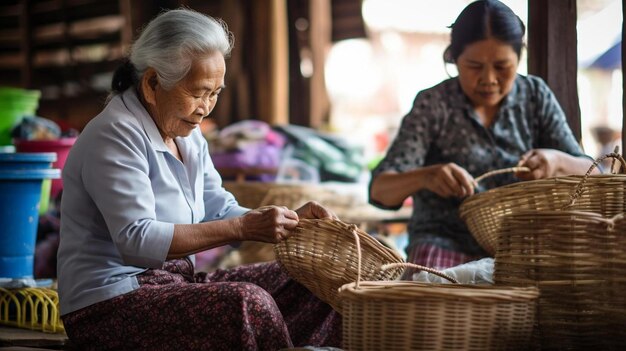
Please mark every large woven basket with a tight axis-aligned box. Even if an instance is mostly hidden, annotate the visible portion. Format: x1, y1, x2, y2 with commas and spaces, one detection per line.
338, 262, 539, 351
274, 218, 404, 314
495, 209, 626, 350
460, 153, 626, 255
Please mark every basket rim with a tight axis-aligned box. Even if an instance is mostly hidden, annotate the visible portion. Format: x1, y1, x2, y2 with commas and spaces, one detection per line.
338, 281, 540, 302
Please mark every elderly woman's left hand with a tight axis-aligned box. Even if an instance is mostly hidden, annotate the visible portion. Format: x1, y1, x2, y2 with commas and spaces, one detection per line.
294, 201, 338, 220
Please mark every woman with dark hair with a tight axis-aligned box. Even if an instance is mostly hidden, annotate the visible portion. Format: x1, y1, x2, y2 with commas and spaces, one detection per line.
57, 8, 341, 350
369, 0, 596, 270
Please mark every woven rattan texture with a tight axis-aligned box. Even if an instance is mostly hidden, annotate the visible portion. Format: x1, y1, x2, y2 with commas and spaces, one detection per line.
223, 181, 334, 209
274, 218, 404, 314
496, 210, 626, 349
338, 281, 538, 350
460, 173, 626, 255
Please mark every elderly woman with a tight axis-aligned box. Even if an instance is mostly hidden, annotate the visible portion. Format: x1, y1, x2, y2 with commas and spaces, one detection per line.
57, 9, 341, 350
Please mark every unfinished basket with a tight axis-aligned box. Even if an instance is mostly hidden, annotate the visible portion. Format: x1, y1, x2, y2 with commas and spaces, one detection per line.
338, 261, 539, 351
495, 210, 626, 350
274, 218, 404, 314
224, 182, 358, 265
460, 153, 626, 255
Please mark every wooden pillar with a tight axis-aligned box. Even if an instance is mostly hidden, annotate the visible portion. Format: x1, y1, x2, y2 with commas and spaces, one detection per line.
271, 0, 289, 125
622, 0, 626, 152
308, 0, 331, 129
287, 0, 331, 128
18, 0, 32, 88
528, 0, 581, 141
247, 0, 288, 125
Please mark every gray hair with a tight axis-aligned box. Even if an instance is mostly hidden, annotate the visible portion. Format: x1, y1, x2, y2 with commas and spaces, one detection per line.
112, 8, 233, 93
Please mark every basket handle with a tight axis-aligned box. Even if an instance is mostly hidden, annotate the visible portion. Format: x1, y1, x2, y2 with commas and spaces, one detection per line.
474, 166, 530, 184
349, 225, 364, 289
348, 225, 459, 287
566, 149, 626, 207
381, 262, 459, 284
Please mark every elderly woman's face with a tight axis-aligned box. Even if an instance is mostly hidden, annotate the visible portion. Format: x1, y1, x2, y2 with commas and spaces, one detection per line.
456, 38, 519, 109
146, 51, 226, 141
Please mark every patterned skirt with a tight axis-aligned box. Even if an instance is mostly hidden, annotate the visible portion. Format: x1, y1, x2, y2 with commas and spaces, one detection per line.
62, 259, 341, 351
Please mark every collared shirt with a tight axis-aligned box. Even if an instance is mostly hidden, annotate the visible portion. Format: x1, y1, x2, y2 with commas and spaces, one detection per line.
370, 74, 586, 256
58, 89, 248, 315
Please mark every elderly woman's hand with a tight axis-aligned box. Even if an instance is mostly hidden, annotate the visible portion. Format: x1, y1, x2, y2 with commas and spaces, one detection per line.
294, 201, 338, 220
238, 206, 299, 243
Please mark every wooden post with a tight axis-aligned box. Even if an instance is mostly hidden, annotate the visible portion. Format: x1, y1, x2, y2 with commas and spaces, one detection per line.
528, 0, 581, 141
18, 0, 32, 88
622, 0, 625, 152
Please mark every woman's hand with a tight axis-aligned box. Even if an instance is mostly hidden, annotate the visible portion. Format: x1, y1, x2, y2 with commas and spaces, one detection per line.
294, 201, 338, 220
423, 163, 475, 198
238, 205, 299, 243
516, 149, 560, 180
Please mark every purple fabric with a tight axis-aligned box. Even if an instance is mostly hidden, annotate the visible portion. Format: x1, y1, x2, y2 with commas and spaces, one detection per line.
61, 259, 341, 351
210, 144, 283, 170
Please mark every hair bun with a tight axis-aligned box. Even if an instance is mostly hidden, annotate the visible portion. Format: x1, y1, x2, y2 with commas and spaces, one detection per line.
111, 59, 137, 93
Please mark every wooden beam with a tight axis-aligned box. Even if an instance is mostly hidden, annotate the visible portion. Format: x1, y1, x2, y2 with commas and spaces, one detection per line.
527, 0, 581, 141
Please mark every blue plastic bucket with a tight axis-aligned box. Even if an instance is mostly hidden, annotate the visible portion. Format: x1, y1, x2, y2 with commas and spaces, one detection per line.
0, 152, 56, 170
0, 152, 56, 215
0, 166, 59, 279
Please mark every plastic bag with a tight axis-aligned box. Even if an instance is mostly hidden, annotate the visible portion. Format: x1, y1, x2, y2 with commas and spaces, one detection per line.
412, 257, 494, 285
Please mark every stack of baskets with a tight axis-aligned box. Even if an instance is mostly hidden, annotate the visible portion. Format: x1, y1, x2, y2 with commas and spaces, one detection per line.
275, 218, 540, 350
460, 153, 626, 349
496, 210, 625, 349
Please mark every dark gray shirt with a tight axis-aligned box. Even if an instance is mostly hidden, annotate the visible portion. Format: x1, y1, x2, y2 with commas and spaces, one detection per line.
370, 74, 586, 256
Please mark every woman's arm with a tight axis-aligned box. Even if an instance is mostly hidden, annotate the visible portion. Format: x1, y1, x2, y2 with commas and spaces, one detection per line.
370, 163, 476, 208
516, 148, 597, 180
168, 205, 299, 259
168, 200, 336, 259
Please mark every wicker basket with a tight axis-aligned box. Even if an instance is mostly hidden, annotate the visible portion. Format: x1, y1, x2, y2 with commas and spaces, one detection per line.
224, 182, 357, 265
460, 153, 626, 255
274, 218, 404, 314
495, 210, 626, 349
223, 181, 339, 209
338, 262, 539, 351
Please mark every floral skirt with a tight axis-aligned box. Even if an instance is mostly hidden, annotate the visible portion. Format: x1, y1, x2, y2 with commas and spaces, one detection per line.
62, 259, 341, 351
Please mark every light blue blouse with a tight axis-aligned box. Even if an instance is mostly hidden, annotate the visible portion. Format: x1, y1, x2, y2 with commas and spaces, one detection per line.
57, 88, 248, 315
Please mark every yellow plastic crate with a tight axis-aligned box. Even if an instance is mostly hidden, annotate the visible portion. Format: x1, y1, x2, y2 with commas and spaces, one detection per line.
0, 287, 64, 333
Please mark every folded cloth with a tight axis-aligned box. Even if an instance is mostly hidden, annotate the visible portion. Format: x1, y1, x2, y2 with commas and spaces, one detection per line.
412, 257, 494, 284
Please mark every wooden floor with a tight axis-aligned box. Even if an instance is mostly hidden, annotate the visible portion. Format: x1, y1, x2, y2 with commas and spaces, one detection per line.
0, 326, 67, 350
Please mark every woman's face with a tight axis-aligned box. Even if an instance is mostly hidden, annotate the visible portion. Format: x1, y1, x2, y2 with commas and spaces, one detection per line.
456, 38, 519, 108
144, 50, 226, 141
